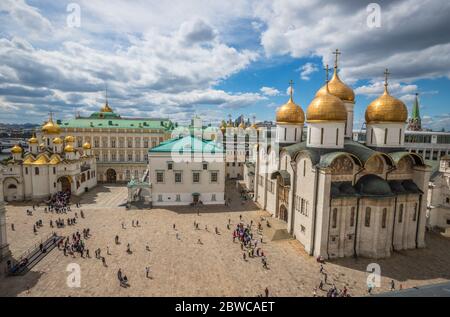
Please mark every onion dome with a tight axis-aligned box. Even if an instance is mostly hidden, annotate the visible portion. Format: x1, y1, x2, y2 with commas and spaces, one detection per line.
39, 143, 45, 149
276, 81, 305, 124
365, 69, 407, 124
316, 68, 354, 102
64, 144, 75, 152
307, 79, 347, 122
11, 144, 23, 154
41, 114, 61, 134
219, 120, 226, 133
53, 137, 63, 144
64, 135, 75, 143
82, 142, 92, 150
28, 134, 38, 144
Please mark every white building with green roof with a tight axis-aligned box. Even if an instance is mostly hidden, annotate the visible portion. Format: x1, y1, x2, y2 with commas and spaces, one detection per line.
148, 135, 225, 206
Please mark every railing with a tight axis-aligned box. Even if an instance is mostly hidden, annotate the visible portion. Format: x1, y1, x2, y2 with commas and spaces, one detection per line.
10, 232, 57, 267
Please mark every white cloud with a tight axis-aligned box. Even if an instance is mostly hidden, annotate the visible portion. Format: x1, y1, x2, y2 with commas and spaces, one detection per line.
298, 62, 318, 80
254, 0, 450, 82
260, 86, 280, 96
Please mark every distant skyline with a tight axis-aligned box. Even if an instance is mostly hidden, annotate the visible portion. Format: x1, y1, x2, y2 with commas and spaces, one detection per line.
0, 0, 449, 130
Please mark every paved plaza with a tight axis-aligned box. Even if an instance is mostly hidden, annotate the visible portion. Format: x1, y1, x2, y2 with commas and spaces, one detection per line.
1, 183, 450, 297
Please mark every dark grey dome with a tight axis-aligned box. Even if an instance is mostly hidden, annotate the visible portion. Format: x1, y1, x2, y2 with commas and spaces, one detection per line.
355, 174, 393, 197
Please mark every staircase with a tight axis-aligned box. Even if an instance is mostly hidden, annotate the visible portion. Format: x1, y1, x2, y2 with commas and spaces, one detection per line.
8, 233, 63, 276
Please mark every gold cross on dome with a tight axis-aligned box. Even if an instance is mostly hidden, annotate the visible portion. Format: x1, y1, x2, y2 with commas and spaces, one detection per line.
289, 80, 294, 98
384, 68, 391, 87
332, 49, 341, 68
324, 64, 330, 82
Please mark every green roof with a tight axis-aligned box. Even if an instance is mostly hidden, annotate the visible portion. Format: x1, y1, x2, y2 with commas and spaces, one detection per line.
58, 116, 174, 130
149, 135, 224, 154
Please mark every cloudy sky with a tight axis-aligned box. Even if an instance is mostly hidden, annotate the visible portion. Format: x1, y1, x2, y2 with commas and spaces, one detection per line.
0, 0, 449, 130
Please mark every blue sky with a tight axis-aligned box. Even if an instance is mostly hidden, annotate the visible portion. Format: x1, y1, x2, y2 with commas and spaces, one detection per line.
0, 0, 449, 130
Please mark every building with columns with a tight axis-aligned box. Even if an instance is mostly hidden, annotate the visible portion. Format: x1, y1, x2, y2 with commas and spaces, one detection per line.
1, 115, 97, 201
38, 101, 174, 183
244, 51, 431, 259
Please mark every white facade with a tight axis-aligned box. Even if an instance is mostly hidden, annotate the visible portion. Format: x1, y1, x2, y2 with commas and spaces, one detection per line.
307, 122, 345, 149
148, 136, 225, 206
365, 123, 406, 148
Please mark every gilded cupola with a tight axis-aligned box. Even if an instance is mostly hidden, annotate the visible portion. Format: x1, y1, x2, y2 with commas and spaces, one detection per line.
365, 69, 408, 124
275, 80, 305, 124
41, 113, 61, 134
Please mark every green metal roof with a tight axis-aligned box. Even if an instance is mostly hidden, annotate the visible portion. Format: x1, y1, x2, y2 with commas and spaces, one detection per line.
58, 117, 174, 130
149, 135, 224, 154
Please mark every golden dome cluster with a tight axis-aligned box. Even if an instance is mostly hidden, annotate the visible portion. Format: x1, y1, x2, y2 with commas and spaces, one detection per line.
365, 69, 408, 124
82, 142, 92, 150
276, 83, 305, 124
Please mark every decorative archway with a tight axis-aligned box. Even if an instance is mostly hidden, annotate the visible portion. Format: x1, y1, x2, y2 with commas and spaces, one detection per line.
3, 177, 19, 201
279, 204, 288, 222
106, 168, 117, 183
57, 176, 71, 193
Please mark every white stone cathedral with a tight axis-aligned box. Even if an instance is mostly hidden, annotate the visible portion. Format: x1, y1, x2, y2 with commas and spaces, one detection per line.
244, 51, 431, 259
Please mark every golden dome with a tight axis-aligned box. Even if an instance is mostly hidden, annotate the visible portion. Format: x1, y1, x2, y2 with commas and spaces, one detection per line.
39, 143, 45, 148
82, 142, 92, 150
365, 87, 407, 124
11, 144, 23, 154
64, 135, 75, 143
100, 102, 113, 113
307, 85, 347, 122
64, 144, 75, 152
41, 115, 61, 134
276, 86, 305, 124
316, 68, 355, 102
28, 135, 38, 144
53, 137, 63, 144
33, 154, 49, 165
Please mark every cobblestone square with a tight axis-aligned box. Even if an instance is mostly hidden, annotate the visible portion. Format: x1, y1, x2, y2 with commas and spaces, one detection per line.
1, 183, 449, 297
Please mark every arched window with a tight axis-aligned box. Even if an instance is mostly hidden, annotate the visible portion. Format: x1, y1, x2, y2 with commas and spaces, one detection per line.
399, 128, 402, 144
365, 207, 371, 227
370, 128, 374, 144
308, 128, 311, 144
398, 204, 404, 223
303, 160, 306, 177
382, 208, 387, 228
384, 128, 388, 145
294, 128, 297, 141
350, 207, 355, 227
336, 128, 339, 145
35, 167, 39, 175
284, 128, 287, 141
332, 208, 338, 228
320, 128, 324, 145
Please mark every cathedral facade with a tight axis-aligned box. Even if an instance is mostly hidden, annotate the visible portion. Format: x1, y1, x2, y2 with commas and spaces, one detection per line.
1, 115, 97, 201
244, 53, 431, 259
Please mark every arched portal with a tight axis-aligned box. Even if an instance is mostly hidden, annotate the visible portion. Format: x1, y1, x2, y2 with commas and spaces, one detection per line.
57, 176, 71, 193
279, 204, 288, 222
3, 177, 19, 201
106, 168, 117, 183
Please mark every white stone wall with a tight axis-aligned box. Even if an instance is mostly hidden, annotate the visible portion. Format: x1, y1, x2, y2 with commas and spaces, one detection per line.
366, 122, 406, 148
306, 122, 345, 149
276, 123, 303, 144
